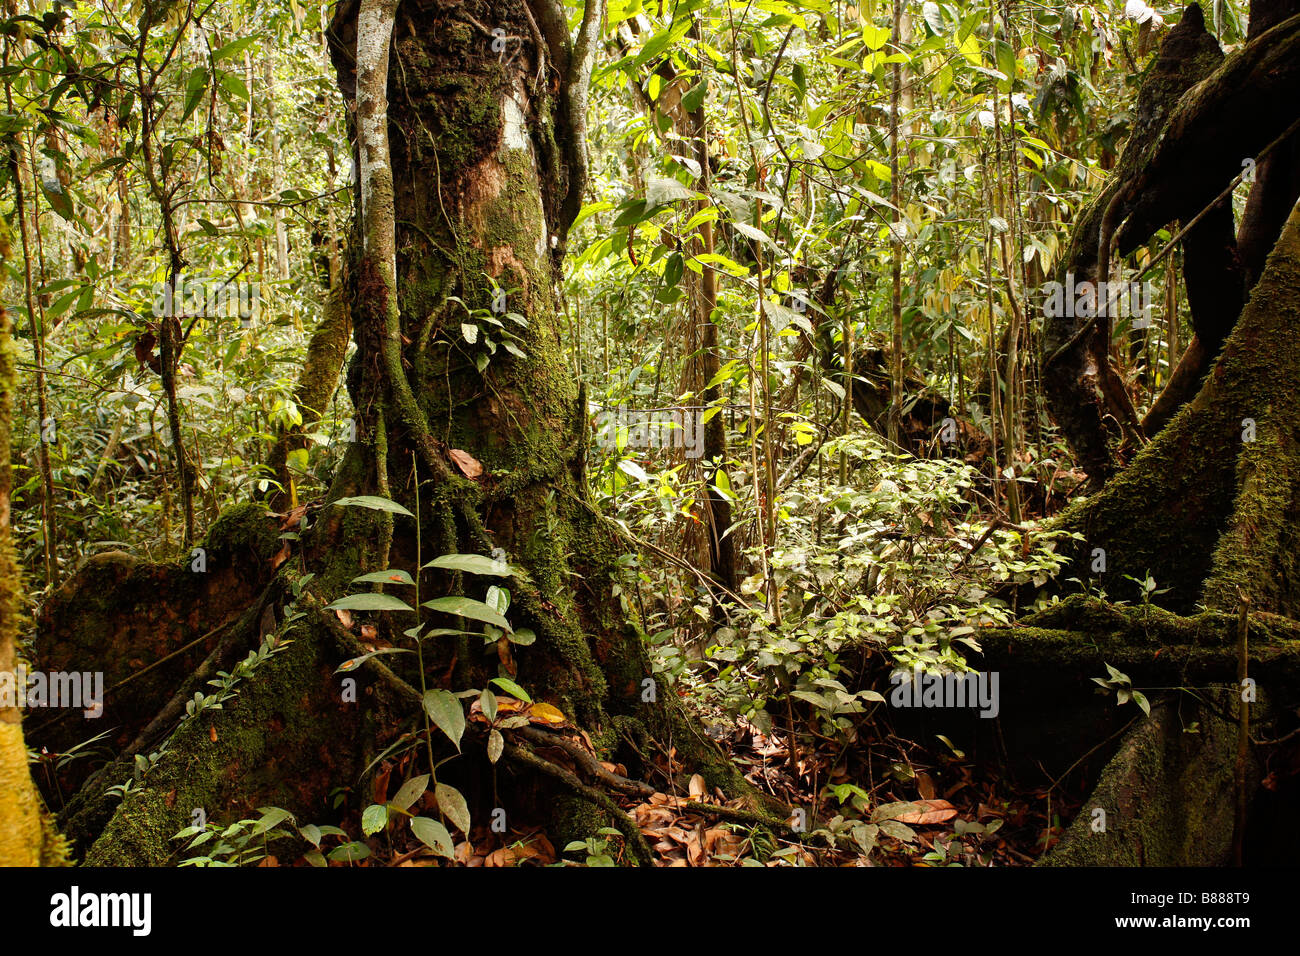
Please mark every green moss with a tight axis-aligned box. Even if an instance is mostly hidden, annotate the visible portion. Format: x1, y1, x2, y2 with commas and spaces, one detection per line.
198, 501, 281, 572
84, 614, 371, 865
1053, 206, 1300, 614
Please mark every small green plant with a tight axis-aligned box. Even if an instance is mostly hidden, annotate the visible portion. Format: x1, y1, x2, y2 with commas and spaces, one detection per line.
1092, 662, 1151, 716
562, 827, 626, 866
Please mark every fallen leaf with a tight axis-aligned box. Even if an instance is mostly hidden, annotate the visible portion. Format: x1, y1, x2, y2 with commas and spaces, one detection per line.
896, 798, 959, 825
209, 723, 218, 742
688, 774, 707, 800
334, 608, 354, 629
528, 702, 567, 726
270, 541, 291, 570
449, 448, 483, 478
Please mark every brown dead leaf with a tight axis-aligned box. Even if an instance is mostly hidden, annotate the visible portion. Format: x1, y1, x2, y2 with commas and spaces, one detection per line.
372, 765, 392, 805
279, 505, 308, 530
688, 774, 707, 801
209, 723, 218, 743
270, 541, 291, 570
687, 825, 706, 866
916, 772, 936, 801
448, 448, 483, 479
334, 608, 354, 629
360, 623, 378, 641
497, 635, 516, 675
896, 798, 959, 825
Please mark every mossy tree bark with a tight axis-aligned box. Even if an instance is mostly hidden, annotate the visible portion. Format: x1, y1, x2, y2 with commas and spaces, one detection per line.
1053, 201, 1300, 615
31, 0, 772, 866
1042, 5, 1300, 479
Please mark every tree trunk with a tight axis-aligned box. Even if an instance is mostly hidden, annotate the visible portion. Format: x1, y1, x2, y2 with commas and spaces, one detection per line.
34, 0, 771, 865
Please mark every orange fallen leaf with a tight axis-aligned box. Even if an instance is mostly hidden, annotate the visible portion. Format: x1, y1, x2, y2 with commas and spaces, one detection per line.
896, 798, 959, 825
334, 608, 354, 629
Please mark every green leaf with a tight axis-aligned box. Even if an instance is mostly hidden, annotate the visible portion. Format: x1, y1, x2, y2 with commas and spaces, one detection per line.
508, 627, 536, 646
681, 79, 707, 113
331, 495, 414, 517
328, 841, 371, 862
487, 728, 504, 764
351, 569, 416, 586
490, 676, 532, 702
422, 690, 465, 749
390, 773, 429, 812
646, 176, 696, 208
994, 39, 1017, 90
410, 816, 455, 858
351, 572, 416, 587
214, 36, 258, 61
334, 647, 414, 673
361, 803, 389, 835
435, 783, 472, 836
324, 593, 415, 613
422, 596, 511, 631
423, 553, 513, 576
182, 67, 208, 123
862, 23, 891, 51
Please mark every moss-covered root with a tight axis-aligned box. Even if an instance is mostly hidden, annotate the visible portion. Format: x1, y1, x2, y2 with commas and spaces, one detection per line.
1043, 695, 1254, 866
1052, 202, 1300, 614
83, 614, 403, 866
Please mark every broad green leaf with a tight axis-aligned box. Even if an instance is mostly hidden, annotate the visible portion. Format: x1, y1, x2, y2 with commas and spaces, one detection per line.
361, 803, 389, 835
423, 553, 514, 576
423, 690, 465, 749
390, 774, 429, 812
422, 596, 511, 631
490, 677, 532, 702
352, 569, 415, 586
328, 841, 371, 862
435, 783, 472, 836
410, 816, 454, 858
182, 67, 208, 123
324, 593, 414, 613
331, 495, 414, 517
214, 36, 259, 61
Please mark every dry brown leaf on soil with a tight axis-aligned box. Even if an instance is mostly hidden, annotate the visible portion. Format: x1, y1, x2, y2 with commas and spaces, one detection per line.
896, 798, 959, 825
688, 774, 708, 800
